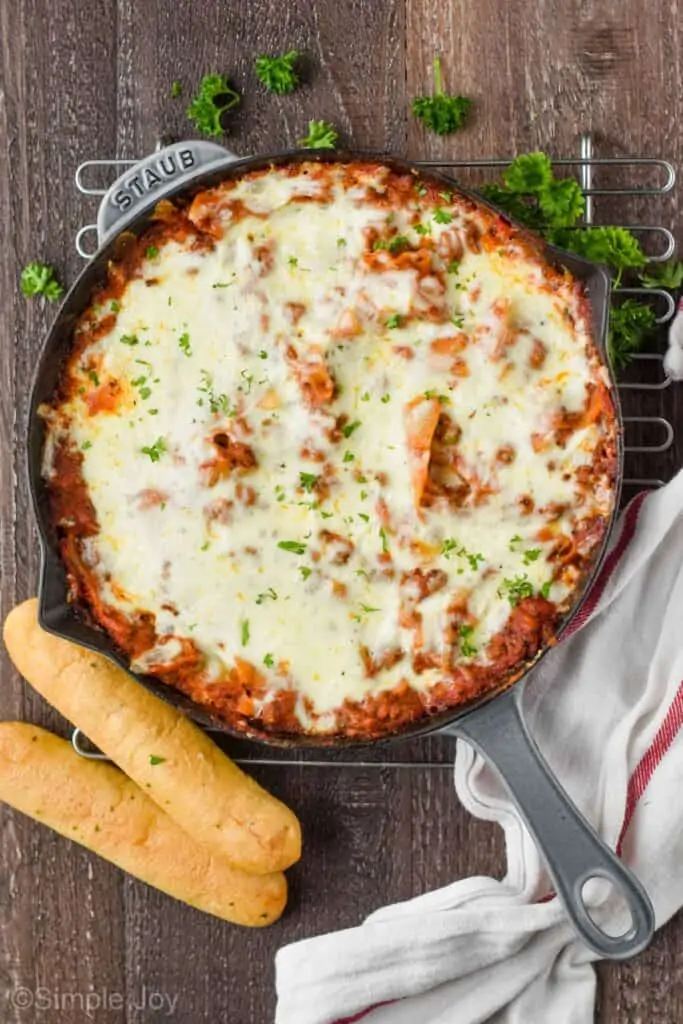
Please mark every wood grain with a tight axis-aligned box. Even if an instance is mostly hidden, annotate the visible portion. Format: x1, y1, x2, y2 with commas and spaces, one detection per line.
0, 0, 682, 1021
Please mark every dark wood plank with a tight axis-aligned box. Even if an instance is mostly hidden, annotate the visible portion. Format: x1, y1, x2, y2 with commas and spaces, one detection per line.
1, 0, 682, 1022
0, 1, 129, 1021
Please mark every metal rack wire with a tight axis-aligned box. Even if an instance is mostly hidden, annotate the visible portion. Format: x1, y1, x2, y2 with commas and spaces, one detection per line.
70, 133, 678, 768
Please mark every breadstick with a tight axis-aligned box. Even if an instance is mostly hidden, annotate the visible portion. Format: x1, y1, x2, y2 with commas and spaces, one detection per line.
3, 600, 301, 875
0, 722, 286, 926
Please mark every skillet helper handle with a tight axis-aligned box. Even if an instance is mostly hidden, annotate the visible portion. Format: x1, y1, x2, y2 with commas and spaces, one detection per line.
445, 688, 654, 960
97, 140, 240, 247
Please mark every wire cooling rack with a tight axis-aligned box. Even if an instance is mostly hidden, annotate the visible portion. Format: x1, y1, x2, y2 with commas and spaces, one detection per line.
71, 133, 678, 768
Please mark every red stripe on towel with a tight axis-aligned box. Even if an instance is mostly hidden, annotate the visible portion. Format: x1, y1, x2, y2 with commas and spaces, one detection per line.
616, 678, 683, 855
334, 1000, 398, 1023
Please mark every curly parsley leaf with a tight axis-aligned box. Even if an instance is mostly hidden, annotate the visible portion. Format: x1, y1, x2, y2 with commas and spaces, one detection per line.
503, 152, 553, 194
639, 260, 683, 290
551, 226, 645, 285
412, 57, 472, 136
20, 262, 65, 302
187, 74, 241, 138
299, 119, 339, 149
537, 177, 585, 229
255, 50, 301, 94
608, 300, 657, 370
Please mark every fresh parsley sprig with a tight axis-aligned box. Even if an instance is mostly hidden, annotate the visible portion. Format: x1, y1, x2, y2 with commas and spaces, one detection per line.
187, 74, 241, 138
255, 51, 301, 94
608, 300, 657, 370
639, 259, 683, 290
299, 119, 339, 149
20, 262, 65, 302
412, 57, 472, 135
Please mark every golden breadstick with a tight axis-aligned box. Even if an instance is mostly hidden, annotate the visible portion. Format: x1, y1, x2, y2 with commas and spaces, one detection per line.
3, 599, 301, 875
0, 723, 286, 926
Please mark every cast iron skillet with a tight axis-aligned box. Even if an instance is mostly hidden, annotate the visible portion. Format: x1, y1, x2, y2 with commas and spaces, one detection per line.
28, 141, 654, 958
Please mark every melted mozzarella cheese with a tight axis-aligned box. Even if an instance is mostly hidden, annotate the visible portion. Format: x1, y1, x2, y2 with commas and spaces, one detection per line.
43, 163, 615, 731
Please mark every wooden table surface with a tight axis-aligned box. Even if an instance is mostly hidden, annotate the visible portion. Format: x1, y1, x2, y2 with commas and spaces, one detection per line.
1, 1, 682, 1021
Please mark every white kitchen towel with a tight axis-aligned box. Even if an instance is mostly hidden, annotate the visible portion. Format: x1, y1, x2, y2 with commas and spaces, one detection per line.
275, 469, 683, 1024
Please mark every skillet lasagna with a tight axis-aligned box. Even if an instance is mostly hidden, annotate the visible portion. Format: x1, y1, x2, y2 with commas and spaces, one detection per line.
41, 159, 618, 739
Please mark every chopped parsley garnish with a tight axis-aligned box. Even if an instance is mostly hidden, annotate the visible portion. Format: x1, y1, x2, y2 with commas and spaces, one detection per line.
198, 369, 231, 415
441, 539, 484, 571
288, 255, 299, 268
110, 300, 121, 312
385, 314, 403, 329
256, 588, 278, 604
120, 333, 138, 346
299, 119, 339, 149
186, 73, 241, 137
255, 50, 301, 94
359, 604, 380, 614
447, 260, 461, 274
299, 472, 319, 493
20, 261, 64, 302
299, 566, 313, 580
342, 419, 362, 438
337, 237, 347, 247
374, 235, 410, 253
178, 332, 192, 356
146, 245, 159, 259
149, 755, 166, 766
241, 619, 250, 645
423, 389, 450, 404
433, 207, 453, 224
200, 540, 210, 551
88, 370, 100, 386
414, 222, 432, 236
381, 393, 391, 404
278, 540, 307, 555
498, 574, 535, 606
258, 349, 268, 359
523, 548, 542, 565
81, 440, 92, 450
379, 527, 389, 553
509, 534, 522, 550
540, 581, 552, 599
358, 513, 370, 522
263, 652, 275, 668
361, 391, 371, 402
439, 190, 453, 202
452, 314, 465, 329
343, 451, 355, 463
141, 438, 166, 462
239, 369, 254, 394
212, 281, 232, 288
459, 624, 478, 658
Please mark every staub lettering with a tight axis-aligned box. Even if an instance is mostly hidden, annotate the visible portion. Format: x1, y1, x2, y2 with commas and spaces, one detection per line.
111, 149, 196, 211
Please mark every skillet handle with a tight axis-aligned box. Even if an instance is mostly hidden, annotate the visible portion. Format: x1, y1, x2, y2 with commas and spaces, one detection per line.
97, 140, 240, 246
444, 688, 654, 960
